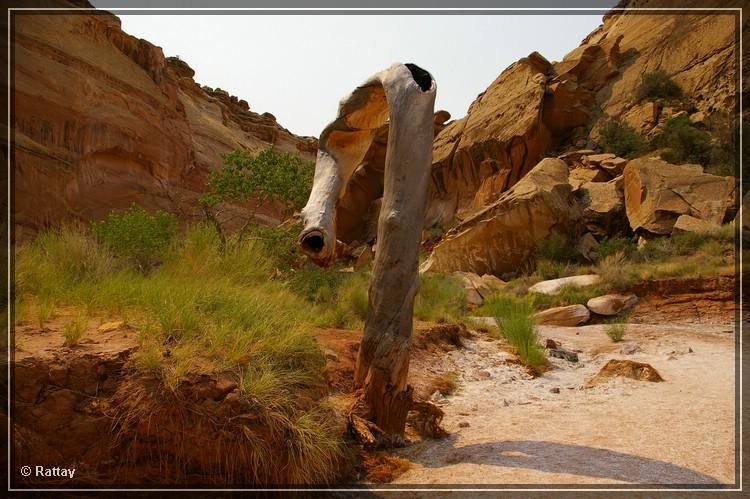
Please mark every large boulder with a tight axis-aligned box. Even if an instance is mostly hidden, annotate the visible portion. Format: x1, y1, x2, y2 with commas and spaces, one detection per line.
426, 53, 553, 226
577, 176, 626, 235
534, 304, 590, 327
527, 274, 601, 295
586, 294, 638, 316
455, 272, 505, 306
671, 214, 721, 235
623, 158, 735, 235
421, 158, 578, 276
568, 167, 610, 191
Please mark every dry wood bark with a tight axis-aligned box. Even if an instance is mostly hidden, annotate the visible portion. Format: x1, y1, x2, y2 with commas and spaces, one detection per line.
299, 63, 436, 440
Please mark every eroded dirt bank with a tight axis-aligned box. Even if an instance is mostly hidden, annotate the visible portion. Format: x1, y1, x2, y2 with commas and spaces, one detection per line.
11, 275, 738, 486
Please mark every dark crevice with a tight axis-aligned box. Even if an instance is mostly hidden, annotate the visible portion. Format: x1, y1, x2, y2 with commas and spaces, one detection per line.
405, 63, 433, 92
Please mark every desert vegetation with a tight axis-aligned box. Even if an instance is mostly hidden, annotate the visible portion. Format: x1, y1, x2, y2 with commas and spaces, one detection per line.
597, 71, 737, 177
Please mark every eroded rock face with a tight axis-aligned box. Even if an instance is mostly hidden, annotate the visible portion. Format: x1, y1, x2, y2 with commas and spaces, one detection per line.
623, 158, 735, 234
421, 158, 578, 276
425, 39, 623, 228
586, 3, 740, 140
14, 7, 316, 239
577, 176, 626, 236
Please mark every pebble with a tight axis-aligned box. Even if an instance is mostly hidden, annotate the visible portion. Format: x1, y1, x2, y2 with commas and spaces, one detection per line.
458, 421, 470, 428
550, 387, 560, 394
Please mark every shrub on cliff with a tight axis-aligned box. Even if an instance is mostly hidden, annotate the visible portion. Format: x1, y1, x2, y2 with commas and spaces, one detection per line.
599, 118, 648, 158
650, 116, 712, 166
635, 69, 683, 103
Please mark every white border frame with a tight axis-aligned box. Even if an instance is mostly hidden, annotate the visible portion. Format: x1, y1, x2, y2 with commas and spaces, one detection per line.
5, 5, 744, 494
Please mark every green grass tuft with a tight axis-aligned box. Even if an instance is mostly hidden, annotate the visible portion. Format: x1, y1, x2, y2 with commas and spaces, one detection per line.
414, 273, 467, 323
605, 322, 627, 342
478, 296, 546, 369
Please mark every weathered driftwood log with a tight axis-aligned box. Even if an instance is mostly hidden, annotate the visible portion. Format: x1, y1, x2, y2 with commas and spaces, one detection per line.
299, 63, 436, 439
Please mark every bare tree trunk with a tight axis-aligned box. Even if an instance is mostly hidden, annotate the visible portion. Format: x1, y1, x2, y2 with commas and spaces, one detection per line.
298, 63, 436, 440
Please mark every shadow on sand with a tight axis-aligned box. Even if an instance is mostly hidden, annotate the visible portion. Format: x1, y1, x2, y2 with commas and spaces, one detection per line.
402, 436, 727, 487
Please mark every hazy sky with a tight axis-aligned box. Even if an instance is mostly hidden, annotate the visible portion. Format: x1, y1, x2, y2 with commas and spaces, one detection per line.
118, 14, 604, 137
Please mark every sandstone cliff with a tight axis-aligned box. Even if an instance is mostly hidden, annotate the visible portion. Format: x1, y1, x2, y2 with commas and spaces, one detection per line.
13, 5, 316, 239
423, 0, 742, 229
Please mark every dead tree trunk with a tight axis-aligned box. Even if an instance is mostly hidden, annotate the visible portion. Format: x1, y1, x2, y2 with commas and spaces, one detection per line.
298, 63, 436, 440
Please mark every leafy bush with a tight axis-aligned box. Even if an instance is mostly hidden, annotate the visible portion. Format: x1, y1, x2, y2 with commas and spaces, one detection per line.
651, 116, 712, 166
201, 147, 314, 219
478, 296, 546, 370
635, 224, 732, 263
635, 70, 683, 103
92, 205, 176, 271
599, 118, 648, 158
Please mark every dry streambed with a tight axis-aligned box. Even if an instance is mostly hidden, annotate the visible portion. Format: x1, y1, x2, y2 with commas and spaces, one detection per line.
392, 321, 736, 486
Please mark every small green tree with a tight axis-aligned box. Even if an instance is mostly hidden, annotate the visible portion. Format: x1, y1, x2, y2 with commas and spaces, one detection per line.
92, 204, 177, 271
200, 147, 315, 249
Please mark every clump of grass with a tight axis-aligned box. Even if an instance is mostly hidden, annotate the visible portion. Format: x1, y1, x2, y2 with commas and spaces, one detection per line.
596, 251, 635, 291
413, 273, 467, 323
596, 235, 635, 261
62, 315, 87, 346
605, 322, 627, 342
428, 371, 459, 396
478, 296, 546, 370
36, 295, 54, 329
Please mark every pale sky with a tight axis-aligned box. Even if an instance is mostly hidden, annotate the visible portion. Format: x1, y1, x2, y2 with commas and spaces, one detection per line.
118, 14, 604, 137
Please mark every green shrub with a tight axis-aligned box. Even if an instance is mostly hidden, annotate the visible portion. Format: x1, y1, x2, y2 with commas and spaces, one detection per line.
92, 204, 176, 271
605, 322, 626, 342
478, 296, 545, 370
635, 69, 683, 103
246, 223, 302, 271
599, 118, 648, 158
651, 116, 712, 166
